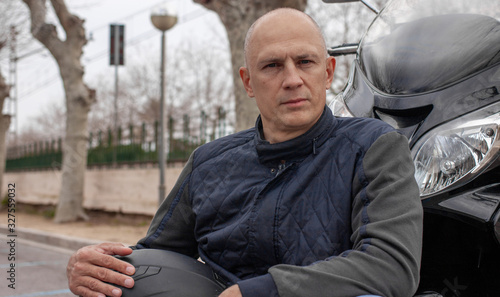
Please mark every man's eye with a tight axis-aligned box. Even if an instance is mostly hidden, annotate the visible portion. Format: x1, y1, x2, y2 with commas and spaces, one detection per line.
300, 60, 312, 65
266, 63, 278, 68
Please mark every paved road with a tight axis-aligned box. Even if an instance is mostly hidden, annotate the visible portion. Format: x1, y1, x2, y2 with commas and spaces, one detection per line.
0, 238, 74, 297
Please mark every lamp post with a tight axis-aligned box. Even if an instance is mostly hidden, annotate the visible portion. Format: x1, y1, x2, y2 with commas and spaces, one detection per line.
151, 7, 177, 204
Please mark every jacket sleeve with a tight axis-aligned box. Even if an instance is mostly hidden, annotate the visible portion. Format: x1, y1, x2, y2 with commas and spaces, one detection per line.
267, 131, 423, 297
134, 153, 198, 258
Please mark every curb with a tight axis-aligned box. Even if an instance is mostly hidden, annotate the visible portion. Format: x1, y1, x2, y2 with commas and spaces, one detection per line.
0, 225, 102, 251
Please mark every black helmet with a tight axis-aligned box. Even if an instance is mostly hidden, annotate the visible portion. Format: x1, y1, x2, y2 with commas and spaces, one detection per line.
113, 249, 225, 297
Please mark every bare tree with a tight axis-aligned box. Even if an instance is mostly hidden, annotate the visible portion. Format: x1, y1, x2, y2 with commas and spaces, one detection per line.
165, 40, 234, 138
307, 0, 388, 94
87, 58, 159, 134
22, 101, 66, 139
0, 0, 26, 197
22, 0, 96, 223
193, 0, 308, 132
87, 38, 234, 143
0, 66, 11, 197
86, 73, 116, 133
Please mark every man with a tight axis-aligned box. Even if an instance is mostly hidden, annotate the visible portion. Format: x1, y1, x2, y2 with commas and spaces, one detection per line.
67, 8, 423, 297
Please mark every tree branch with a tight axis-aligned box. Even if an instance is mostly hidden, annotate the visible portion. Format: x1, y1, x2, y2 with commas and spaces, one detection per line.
22, 0, 64, 59
50, 0, 72, 31
50, 0, 87, 50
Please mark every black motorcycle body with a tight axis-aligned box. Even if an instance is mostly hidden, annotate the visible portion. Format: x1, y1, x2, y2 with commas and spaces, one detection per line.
325, 0, 500, 296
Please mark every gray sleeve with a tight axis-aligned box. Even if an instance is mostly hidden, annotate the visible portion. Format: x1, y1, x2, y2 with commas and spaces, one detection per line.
269, 131, 423, 297
134, 153, 198, 258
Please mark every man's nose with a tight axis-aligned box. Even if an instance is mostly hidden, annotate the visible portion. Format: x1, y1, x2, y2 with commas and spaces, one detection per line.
282, 64, 304, 89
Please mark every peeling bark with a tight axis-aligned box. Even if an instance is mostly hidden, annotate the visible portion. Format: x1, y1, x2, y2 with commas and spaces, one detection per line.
22, 0, 96, 223
194, 0, 307, 131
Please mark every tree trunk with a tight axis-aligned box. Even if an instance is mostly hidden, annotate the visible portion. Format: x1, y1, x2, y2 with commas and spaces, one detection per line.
194, 0, 307, 131
0, 71, 11, 197
22, 0, 96, 223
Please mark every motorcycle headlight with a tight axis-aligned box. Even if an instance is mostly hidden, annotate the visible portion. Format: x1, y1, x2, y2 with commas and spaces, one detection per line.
412, 102, 500, 197
329, 93, 355, 117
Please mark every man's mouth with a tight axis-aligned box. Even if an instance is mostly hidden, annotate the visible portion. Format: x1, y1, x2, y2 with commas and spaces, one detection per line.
282, 98, 307, 106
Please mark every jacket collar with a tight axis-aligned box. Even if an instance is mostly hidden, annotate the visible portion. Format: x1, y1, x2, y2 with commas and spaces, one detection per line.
254, 106, 336, 164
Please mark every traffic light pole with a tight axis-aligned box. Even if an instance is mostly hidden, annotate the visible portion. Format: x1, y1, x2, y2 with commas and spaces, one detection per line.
113, 60, 118, 167
110, 24, 124, 167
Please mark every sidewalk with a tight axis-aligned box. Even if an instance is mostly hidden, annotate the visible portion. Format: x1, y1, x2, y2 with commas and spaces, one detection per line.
0, 205, 152, 250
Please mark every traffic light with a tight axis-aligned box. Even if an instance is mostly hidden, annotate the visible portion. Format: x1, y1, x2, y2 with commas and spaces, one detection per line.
110, 24, 125, 66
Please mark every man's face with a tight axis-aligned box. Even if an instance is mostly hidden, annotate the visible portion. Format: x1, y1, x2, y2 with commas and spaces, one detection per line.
240, 12, 335, 143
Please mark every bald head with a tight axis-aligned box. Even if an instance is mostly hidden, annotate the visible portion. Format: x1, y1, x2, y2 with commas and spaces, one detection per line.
243, 8, 327, 67
238, 7, 335, 143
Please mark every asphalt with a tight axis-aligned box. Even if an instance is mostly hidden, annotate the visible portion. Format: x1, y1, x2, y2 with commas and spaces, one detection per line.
0, 225, 82, 297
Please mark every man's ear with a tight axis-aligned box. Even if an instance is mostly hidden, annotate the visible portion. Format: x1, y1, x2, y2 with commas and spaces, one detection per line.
325, 56, 336, 89
239, 67, 255, 98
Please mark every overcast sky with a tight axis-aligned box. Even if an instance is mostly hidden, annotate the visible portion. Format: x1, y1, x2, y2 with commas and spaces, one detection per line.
8, 0, 224, 132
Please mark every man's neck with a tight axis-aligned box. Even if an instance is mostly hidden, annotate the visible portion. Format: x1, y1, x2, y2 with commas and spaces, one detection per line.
259, 111, 324, 144
261, 130, 303, 144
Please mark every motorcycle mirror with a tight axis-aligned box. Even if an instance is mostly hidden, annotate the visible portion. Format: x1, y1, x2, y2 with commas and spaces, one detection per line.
328, 43, 359, 56
322, 0, 380, 14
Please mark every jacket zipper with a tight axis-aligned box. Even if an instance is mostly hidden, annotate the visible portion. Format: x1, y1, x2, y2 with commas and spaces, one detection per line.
312, 137, 318, 155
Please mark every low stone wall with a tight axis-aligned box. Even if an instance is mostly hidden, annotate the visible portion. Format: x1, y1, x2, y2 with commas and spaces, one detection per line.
3, 166, 184, 216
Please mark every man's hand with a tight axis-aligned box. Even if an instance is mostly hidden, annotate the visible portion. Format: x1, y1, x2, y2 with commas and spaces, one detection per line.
219, 285, 242, 297
67, 242, 136, 297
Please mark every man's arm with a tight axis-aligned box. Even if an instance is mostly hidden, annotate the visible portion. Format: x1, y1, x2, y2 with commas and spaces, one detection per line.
134, 152, 197, 255
67, 153, 197, 297
266, 131, 423, 297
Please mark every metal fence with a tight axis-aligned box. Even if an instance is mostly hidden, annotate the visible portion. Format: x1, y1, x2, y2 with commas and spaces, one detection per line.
5, 113, 228, 171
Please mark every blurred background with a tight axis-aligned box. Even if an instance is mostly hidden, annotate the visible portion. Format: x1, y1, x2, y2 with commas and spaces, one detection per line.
0, 1, 387, 295
0, 0, 387, 222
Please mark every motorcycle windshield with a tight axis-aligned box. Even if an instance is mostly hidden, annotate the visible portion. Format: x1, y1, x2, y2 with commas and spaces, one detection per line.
359, 0, 500, 95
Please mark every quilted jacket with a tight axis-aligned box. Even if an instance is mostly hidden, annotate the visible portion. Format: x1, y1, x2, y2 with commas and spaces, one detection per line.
136, 106, 423, 297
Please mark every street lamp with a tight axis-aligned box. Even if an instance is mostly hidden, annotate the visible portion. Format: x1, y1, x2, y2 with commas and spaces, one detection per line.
151, 6, 177, 204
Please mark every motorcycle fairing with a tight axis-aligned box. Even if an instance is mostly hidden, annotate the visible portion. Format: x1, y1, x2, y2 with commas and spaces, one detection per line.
341, 60, 500, 148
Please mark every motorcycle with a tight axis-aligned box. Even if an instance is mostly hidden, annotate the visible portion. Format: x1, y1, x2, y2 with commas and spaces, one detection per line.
324, 0, 500, 296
